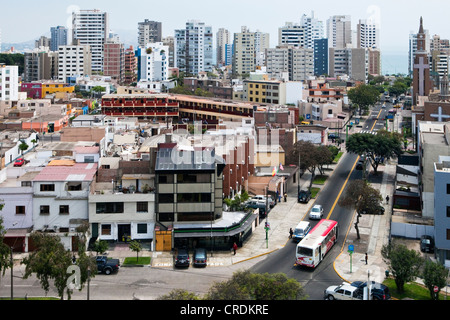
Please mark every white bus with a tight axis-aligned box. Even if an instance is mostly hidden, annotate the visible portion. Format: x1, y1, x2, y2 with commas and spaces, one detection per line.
295, 219, 338, 268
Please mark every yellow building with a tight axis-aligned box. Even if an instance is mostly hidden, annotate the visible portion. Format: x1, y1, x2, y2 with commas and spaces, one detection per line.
41, 82, 75, 97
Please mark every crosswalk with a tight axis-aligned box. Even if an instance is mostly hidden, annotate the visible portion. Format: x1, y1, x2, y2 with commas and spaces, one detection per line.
359, 130, 377, 135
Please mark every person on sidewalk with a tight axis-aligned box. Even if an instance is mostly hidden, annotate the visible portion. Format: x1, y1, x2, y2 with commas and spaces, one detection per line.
289, 228, 293, 239
284, 193, 287, 202
232, 242, 238, 255
386, 195, 390, 204
365, 253, 368, 265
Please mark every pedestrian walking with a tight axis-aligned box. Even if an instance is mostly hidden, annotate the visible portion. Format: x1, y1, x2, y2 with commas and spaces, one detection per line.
232, 242, 238, 255
289, 228, 293, 239
365, 253, 368, 265
284, 193, 287, 202
386, 195, 390, 204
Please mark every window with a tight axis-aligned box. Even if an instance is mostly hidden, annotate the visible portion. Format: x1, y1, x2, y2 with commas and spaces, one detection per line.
96, 202, 124, 214
137, 202, 148, 212
16, 206, 26, 215
158, 174, 174, 184
59, 205, 70, 214
447, 184, 450, 194
40, 184, 55, 192
447, 206, 450, 218
137, 224, 147, 234
177, 193, 211, 203
84, 156, 95, 163
158, 194, 174, 203
101, 224, 112, 235
40, 205, 50, 215
67, 182, 82, 191
21, 181, 32, 187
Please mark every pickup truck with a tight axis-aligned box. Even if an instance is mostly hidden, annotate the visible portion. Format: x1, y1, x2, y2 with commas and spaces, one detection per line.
96, 256, 120, 275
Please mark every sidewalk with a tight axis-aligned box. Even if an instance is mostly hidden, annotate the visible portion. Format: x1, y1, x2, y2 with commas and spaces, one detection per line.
105, 152, 395, 287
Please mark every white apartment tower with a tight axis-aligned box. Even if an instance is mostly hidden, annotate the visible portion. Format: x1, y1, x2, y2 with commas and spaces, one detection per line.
137, 42, 169, 82
278, 22, 305, 48
216, 28, 230, 66
58, 45, 92, 81
300, 11, 325, 49
175, 20, 213, 75
0, 64, 19, 101
357, 19, 379, 49
72, 9, 109, 73
327, 15, 352, 48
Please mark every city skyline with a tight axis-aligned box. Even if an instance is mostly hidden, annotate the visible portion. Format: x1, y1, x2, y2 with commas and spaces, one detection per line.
1, 0, 449, 75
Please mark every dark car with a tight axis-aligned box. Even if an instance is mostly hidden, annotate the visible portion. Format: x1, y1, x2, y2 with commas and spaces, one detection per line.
350, 281, 391, 300
358, 204, 385, 215
174, 249, 190, 268
356, 159, 364, 170
14, 158, 25, 167
298, 190, 311, 203
193, 248, 207, 267
420, 235, 434, 253
95, 255, 120, 275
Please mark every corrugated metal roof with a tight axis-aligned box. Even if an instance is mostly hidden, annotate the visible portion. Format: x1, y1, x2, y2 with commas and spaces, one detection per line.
33, 162, 97, 182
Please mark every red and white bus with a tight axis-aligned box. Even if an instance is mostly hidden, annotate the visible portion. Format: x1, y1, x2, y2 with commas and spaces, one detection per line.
295, 219, 338, 268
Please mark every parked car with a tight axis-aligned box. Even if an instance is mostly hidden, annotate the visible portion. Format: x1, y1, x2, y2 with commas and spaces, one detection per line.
174, 249, 190, 268
358, 204, 385, 215
309, 204, 323, 220
298, 190, 311, 203
324, 282, 364, 300
420, 235, 435, 253
356, 159, 365, 170
350, 281, 391, 300
14, 158, 25, 167
96, 255, 120, 275
251, 195, 275, 208
193, 248, 207, 267
245, 200, 270, 218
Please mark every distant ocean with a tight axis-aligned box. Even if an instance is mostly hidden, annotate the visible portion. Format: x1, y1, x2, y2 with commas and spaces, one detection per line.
382, 53, 409, 76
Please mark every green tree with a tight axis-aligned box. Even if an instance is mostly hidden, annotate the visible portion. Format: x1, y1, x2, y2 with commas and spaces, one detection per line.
339, 179, 382, 239
129, 240, 143, 262
18, 141, 29, 155
381, 241, 423, 293
204, 270, 307, 300
347, 84, 380, 115
0, 214, 12, 278
157, 288, 200, 300
422, 259, 449, 300
91, 240, 109, 255
22, 232, 74, 300
346, 130, 402, 175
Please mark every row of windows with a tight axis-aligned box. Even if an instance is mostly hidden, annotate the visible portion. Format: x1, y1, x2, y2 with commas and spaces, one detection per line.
158, 173, 211, 184
158, 193, 212, 203
101, 223, 149, 235
95, 202, 148, 214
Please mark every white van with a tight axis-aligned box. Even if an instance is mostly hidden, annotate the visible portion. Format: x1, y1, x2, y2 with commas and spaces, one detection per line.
293, 221, 311, 242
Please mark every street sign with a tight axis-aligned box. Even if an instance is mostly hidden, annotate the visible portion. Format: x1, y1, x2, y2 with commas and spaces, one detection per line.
348, 244, 354, 253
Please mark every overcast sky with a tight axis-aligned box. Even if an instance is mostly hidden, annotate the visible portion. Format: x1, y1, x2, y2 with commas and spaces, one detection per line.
1, 0, 448, 56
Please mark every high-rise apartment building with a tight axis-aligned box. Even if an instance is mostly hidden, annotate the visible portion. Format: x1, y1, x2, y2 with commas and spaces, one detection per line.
232, 26, 269, 76
124, 46, 137, 85
0, 64, 19, 101
50, 26, 68, 52
104, 38, 125, 84
138, 20, 162, 47
35, 36, 50, 49
216, 28, 230, 66
300, 11, 324, 49
24, 49, 59, 82
136, 42, 169, 82
58, 44, 92, 81
327, 15, 352, 49
72, 9, 109, 73
162, 36, 175, 68
175, 20, 213, 75
329, 47, 368, 82
357, 19, 379, 49
314, 38, 328, 76
266, 45, 314, 81
278, 22, 305, 48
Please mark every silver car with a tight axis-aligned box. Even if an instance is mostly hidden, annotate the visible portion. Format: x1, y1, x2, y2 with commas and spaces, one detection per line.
309, 204, 323, 220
